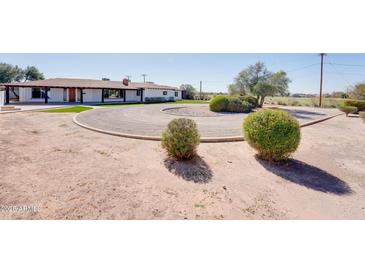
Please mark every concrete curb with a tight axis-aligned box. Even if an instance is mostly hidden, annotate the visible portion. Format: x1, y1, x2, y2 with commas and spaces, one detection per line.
0, 105, 97, 115
299, 112, 344, 127
0, 106, 66, 114
73, 110, 343, 143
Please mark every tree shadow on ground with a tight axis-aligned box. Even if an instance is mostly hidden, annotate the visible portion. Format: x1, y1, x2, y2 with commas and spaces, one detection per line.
285, 109, 326, 120
265, 107, 326, 120
163, 155, 213, 183
256, 156, 353, 195
288, 109, 326, 116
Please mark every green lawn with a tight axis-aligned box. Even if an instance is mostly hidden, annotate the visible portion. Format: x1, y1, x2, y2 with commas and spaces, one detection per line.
96, 100, 209, 107
38, 106, 93, 113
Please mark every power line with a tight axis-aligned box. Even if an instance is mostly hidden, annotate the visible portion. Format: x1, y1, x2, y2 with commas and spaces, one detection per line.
326, 62, 365, 68
286, 63, 319, 73
326, 71, 365, 77
326, 55, 364, 86
326, 63, 353, 87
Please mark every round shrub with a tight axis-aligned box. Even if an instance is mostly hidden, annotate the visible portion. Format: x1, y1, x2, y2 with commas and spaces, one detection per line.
243, 109, 301, 161
209, 95, 229, 112
338, 106, 358, 116
344, 99, 365, 111
239, 95, 258, 108
226, 97, 252, 113
161, 118, 200, 160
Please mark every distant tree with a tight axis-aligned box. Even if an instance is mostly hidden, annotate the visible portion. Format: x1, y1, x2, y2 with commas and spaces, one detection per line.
291, 93, 316, 98
323, 93, 332, 98
0, 63, 24, 83
231, 62, 290, 107
348, 83, 365, 100
180, 84, 196, 99
102, 77, 110, 81
331, 91, 349, 98
23, 66, 45, 81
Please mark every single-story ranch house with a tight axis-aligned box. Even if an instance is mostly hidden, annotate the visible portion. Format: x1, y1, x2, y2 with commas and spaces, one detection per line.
2, 78, 181, 104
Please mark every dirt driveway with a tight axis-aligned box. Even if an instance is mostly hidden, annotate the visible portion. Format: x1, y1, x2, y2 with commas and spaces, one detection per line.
0, 111, 364, 219
75, 104, 340, 138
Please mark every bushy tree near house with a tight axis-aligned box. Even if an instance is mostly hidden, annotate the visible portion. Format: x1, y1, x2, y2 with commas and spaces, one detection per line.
0, 63, 24, 83
180, 84, 197, 99
0, 63, 44, 83
23, 66, 45, 81
230, 62, 290, 107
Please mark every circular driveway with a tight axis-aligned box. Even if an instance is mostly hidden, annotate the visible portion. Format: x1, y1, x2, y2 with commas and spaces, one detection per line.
74, 104, 341, 142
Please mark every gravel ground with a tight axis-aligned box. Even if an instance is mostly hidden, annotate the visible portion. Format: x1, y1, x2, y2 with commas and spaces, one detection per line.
0, 111, 364, 219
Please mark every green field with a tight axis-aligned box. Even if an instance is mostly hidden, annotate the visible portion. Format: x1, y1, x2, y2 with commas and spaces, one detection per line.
265, 97, 347, 108
38, 106, 93, 113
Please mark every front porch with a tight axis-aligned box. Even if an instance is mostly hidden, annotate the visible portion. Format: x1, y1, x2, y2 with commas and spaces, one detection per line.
3, 86, 144, 104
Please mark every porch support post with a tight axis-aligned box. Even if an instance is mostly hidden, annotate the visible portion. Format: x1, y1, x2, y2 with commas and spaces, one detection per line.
5, 86, 10, 104
80, 88, 83, 104
140, 89, 143, 103
63, 88, 67, 102
123, 90, 126, 102
101, 89, 104, 103
44, 87, 48, 104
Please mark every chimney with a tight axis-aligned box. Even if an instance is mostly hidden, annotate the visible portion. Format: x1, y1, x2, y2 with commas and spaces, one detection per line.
122, 78, 129, 86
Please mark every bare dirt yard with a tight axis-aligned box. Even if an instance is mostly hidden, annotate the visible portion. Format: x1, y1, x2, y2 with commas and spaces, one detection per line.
0, 111, 364, 219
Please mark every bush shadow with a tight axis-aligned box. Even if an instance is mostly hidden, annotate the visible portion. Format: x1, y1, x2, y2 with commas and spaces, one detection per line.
163, 155, 213, 184
256, 156, 352, 195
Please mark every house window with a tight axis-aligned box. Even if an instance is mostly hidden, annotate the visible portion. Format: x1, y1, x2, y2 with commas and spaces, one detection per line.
136, 90, 141, 96
32, 88, 42, 98
163, 91, 167, 95
104, 89, 123, 99
175, 92, 178, 97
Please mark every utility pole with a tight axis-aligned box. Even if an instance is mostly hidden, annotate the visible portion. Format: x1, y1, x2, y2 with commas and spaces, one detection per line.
126, 75, 131, 82
199, 80, 202, 100
142, 74, 148, 83
319, 53, 326, 107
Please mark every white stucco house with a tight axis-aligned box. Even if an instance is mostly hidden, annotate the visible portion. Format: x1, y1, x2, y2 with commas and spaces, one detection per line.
2, 78, 181, 104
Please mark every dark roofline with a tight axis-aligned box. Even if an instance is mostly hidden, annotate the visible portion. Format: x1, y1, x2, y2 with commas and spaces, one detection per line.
2, 77, 179, 90
2, 84, 139, 90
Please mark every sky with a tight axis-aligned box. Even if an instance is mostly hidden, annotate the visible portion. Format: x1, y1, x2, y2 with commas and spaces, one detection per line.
1, 53, 365, 94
